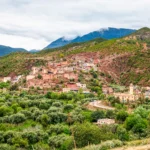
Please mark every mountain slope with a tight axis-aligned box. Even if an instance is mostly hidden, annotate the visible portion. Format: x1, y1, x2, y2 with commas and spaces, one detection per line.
0, 45, 27, 57
44, 37, 71, 49
44, 27, 136, 49
0, 27, 149, 86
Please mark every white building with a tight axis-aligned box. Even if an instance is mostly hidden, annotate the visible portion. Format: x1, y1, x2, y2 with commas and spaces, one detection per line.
97, 119, 115, 125
26, 75, 35, 81
76, 83, 86, 89
62, 88, 71, 93
3, 77, 11, 82
32, 67, 41, 75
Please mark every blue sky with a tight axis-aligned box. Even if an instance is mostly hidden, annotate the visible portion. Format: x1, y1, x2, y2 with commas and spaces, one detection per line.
0, 0, 149, 50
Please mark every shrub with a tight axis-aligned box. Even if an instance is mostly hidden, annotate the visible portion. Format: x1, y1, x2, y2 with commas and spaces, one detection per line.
20, 110, 32, 119
0, 144, 15, 150
48, 134, 73, 150
48, 112, 67, 124
64, 104, 74, 112
52, 102, 62, 107
0, 105, 13, 117
0, 131, 4, 143
3, 131, 15, 144
91, 110, 105, 122
12, 136, 28, 148
9, 113, 26, 124
47, 124, 70, 135
116, 110, 128, 122
22, 131, 39, 144
73, 122, 102, 148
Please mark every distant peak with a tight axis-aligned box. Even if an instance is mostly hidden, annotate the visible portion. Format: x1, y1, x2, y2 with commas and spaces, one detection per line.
98, 27, 109, 33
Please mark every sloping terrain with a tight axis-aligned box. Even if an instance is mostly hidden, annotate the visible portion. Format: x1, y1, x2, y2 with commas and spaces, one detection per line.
0, 28, 149, 86
0, 52, 46, 77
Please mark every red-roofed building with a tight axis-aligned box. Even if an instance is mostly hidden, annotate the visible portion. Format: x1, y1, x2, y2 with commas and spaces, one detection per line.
67, 83, 79, 91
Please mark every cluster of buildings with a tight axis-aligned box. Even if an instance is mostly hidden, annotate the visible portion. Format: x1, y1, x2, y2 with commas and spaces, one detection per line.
24, 53, 100, 92
0, 51, 150, 100
1, 75, 22, 84
113, 84, 150, 103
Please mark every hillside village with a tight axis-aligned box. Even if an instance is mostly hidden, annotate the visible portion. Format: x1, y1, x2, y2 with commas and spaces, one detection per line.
1, 51, 150, 102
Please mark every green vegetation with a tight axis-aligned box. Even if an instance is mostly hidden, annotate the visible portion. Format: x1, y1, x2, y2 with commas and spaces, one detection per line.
120, 49, 150, 86
0, 82, 10, 89
0, 52, 46, 77
0, 87, 150, 149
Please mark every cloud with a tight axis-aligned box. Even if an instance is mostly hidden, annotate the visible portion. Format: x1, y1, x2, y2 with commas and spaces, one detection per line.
0, 0, 150, 50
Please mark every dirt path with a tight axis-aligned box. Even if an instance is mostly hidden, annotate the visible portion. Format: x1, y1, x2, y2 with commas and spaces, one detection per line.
88, 100, 115, 110
112, 144, 150, 150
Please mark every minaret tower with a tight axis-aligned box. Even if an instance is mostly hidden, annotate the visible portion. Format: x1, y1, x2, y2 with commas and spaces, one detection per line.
129, 83, 134, 95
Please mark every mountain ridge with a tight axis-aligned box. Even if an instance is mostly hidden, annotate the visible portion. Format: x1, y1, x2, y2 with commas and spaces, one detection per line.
44, 27, 136, 49
0, 45, 27, 57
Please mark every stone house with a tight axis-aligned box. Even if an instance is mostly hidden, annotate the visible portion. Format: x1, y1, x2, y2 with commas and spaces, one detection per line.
76, 83, 86, 89
42, 74, 54, 80
3, 77, 11, 82
67, 83, 79, 92
62, 88, 71, 93
102, 86, 114, 94
32, 67, 41, 75
64, 73, 78, 80
145, 91, 150, 99
64, 67, 74, 72
61, 61, 68, 66
57, 69, 64, 74
42, 68, 48, 74
26, 75, 35, 81
97, 119, 115, 125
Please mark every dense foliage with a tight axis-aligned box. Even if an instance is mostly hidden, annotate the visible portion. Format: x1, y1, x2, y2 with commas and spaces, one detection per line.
0, 88, 150, 150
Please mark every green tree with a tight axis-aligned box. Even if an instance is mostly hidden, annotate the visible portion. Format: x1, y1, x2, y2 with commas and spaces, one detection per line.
73, 122, 101, 148
116, 110, 128, 122
39, 114, 49, 127
0, 105, 12, 117
22, 131, 39, 144
37, 74, 42, 79
91, 110, 105, 122
134, 106, 150, 119
0, 82, 10, 89
117, 126, 129, 141
106, 110, 115, 119
64, 104, 74, 112
125, 114, 148, 138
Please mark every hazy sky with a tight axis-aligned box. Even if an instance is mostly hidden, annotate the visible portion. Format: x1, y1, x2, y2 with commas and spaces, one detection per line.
0, 0, 149, 50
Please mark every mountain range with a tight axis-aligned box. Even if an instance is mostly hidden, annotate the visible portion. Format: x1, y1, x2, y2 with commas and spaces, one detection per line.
0, 45, 27, 57
44, 27, 136, 49
0, 27, 136, 57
